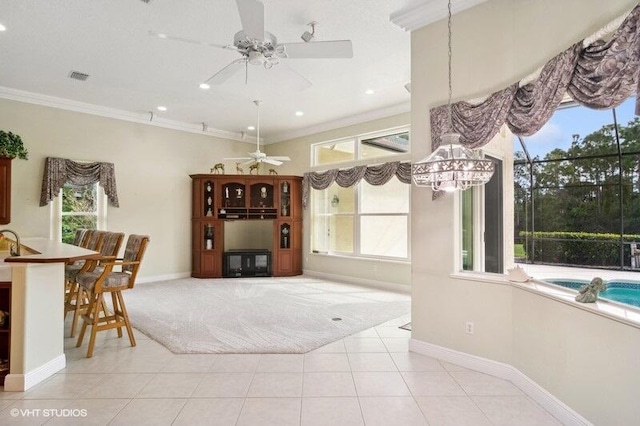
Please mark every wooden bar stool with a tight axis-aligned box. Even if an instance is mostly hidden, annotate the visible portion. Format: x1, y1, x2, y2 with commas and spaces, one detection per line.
75, 234, 149, 358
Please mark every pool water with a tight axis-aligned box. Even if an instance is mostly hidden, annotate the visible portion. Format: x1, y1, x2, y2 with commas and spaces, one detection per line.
546, 279, 640, 309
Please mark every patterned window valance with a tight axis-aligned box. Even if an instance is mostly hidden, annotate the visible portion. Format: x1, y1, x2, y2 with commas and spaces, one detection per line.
39, 157, 120, 207
430, 3, 640, 150
302, 161, 411, 208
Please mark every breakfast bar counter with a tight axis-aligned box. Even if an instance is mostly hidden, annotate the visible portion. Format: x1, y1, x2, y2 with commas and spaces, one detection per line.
1, 238, 98, 392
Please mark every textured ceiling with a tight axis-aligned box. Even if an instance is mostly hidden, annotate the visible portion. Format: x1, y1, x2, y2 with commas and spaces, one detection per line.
0, 0, 424, 141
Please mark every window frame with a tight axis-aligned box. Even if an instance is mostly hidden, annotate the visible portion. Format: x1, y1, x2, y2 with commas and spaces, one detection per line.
50, 182, 108, 242
310, 126, 411, 262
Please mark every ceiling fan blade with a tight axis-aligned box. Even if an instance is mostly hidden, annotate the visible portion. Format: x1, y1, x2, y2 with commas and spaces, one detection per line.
203, 59, 246, 85
278, 40, 353, 59
148, 30, 232, 50
266, 156, 290, 161
235, 0, 265, 40
262, 158, 283, 166
279, 63, 312, 90
241, 158, 257, 166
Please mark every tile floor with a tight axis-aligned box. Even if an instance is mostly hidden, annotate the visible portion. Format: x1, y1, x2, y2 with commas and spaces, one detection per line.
0, 313, 562, 425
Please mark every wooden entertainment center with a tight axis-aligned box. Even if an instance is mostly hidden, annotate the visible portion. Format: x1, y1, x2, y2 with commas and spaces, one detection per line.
190, 174, 303, 278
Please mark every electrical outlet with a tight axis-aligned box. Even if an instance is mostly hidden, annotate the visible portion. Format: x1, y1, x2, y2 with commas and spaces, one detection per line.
465, 321, 474, 335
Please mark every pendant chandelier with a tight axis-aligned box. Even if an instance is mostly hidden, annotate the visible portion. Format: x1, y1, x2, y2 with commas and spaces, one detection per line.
412, 0, 494, 192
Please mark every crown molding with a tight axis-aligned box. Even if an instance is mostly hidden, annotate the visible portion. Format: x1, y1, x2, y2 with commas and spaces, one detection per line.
390, 0, 488, 31
0, 86, 409, 146
266, 101, 411, 144
0, 86, 247, 142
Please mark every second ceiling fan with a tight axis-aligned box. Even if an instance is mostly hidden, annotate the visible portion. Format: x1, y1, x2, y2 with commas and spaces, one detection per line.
152, 0, 353, 88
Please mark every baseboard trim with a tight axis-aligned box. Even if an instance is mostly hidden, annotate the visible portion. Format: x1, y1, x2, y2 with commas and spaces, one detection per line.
409, 339, 592, 426
4, 354, 66, 392
303, 269, 411, 294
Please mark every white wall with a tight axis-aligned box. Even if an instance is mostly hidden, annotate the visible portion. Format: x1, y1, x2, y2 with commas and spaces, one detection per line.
411, 0, 640, 424
0, 98, 253, 280
268, 113, 412, 288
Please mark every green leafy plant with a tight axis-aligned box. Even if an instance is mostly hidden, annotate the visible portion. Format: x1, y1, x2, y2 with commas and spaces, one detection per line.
0, 130, 28, 160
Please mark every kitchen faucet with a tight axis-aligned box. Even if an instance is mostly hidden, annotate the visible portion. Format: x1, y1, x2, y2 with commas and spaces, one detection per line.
0, 229, 21, 256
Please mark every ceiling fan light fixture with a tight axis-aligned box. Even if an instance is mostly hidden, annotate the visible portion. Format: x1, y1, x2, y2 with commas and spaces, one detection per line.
248, 50, 265, 65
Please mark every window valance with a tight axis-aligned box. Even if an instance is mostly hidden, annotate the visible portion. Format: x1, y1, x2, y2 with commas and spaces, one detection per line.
302, 161, 411, 207
39, 157, 119, 207
430, 3, 640, 151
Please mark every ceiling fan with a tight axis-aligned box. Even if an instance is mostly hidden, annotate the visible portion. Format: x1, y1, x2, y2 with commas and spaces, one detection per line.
225, 100, 291, 166
150, 0, 353, 88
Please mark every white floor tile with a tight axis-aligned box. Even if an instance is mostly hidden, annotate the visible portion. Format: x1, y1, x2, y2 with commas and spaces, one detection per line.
159, 354, 217, 373
381, 337, 409, 353
359, 396, 428, 426
236, 397, 301, 426
22, 374, 105, 400
45, 398, 130, 425
0, 399, 74, 425
344, 338, 387, 353
304, 353, 350, 372
256, 354, 304, 372
450, 371, 522, 396
136, 373, 203, 398
191, 373, 253, 397
209, 354, 261, 372
308, 340, 346, 353
247, 373, 303, 397
391, 353, 446, 372
472, 396, 563, 426
347, 353, 398, 372
352, 372, 411, 396
78, 373, 155, 399
301, 397, 364, 426
401, 372, 466, 396
303, 373, 357, 397
172, 398, 244, 426
108, 398, 186, 425
416, 396, 492, 426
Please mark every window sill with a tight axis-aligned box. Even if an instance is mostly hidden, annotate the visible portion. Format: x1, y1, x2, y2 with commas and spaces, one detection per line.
309, 251, 410, 265
450, 271, 640, 330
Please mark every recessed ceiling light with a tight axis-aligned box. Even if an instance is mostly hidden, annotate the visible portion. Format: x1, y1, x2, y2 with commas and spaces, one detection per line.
295, 111, 304, 117
157, 106, 167, 111
199, 83, 210, 90
247, 126, 255, 130
365, 89, 375, 95
157, 33, 167, 39
0, 24, 6, 32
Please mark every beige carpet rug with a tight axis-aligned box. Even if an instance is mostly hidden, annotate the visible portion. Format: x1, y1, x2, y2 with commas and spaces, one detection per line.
124, 276, 410, 354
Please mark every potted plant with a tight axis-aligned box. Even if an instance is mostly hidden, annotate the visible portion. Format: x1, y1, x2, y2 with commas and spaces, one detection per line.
0, 130, 28, 160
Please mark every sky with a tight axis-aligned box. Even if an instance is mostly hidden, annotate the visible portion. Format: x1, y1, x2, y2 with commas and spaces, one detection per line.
514, 97, 637, 158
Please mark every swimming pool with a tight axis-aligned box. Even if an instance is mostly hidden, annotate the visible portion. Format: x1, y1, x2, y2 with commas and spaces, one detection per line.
546, 279, 640, 309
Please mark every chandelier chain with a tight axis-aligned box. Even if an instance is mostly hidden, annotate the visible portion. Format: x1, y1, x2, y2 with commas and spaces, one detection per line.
447, 0, 453, 132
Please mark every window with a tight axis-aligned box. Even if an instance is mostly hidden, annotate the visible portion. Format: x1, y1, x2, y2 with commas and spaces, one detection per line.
51, 182, 107, 243
514, 97, 639, 270
311, 178, 409, 259
310, 127, 411, 261
312, 127, 409, 166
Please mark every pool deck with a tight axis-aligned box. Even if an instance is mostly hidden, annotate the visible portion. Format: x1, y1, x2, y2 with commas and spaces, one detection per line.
517, 263, 640, 282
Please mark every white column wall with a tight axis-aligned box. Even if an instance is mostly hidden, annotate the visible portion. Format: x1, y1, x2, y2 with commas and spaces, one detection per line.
410, 0, 640, 424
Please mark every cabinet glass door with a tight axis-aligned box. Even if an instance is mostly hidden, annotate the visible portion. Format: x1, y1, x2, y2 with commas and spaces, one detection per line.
222, 183, 246, 207
280, 181, 291, 217
203, 180, 214, 217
